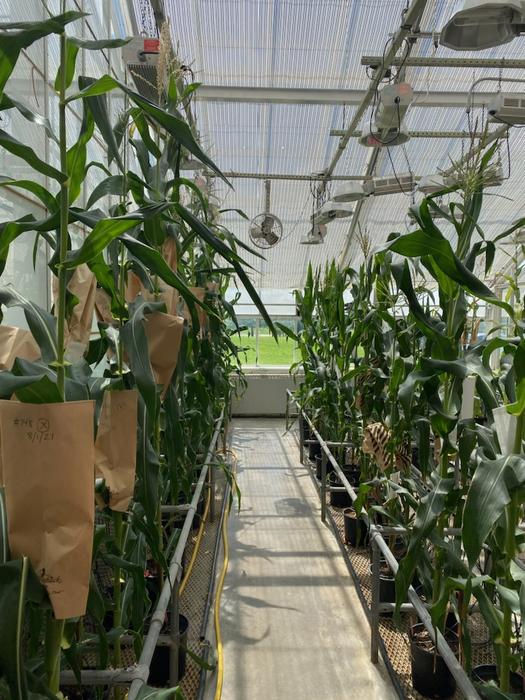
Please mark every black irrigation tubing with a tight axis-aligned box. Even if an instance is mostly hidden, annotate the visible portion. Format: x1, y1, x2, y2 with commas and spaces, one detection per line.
287, 391, 481, 700
59, 408, 225, 692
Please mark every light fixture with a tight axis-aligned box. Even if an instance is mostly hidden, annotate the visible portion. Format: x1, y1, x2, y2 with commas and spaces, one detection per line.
300, 224, 326, 245
408, 203, 451, 224
358, 125, 410, 148
440, 0, 525, 51
417, 174, 454, 194
332, 182, 373, 202
311, 209, 332, 226
319, 200, 354, 220
375, 83, 414, 130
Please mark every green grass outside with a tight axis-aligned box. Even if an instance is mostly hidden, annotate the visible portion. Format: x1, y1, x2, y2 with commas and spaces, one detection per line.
234, 331, 297, 366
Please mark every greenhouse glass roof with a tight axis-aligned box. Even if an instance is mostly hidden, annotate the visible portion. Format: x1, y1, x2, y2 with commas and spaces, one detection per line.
133, 0, 525, 291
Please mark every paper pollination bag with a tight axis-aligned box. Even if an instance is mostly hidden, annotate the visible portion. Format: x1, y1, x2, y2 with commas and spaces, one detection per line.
0, 399, 95, 619
144, 312, 185, 397
95, 390, 138, 512
53, 264, 97, 359
94, 287, 114, 326
0, 325, 41, 370
182, 287, 208, 335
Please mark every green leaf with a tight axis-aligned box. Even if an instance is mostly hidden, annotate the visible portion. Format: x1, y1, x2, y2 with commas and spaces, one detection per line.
14, 375, 62, 404
0, 177, 57, 212
395, 473, 455, 617
119, 234, 210, 326
121, 299, 159, 421
78, 76, 124, 172
0, 93, 58, 144
85, 175, 126, 211
67, 75, 229, 184
0, 129, 65, 182
64, 218, 141, 268
0, 287, 58, 363
463, 454, 525, 568
54, 37, 79, 92
0, 558, 47, 700
66, 100, 94, 204
0, 11, 86, 100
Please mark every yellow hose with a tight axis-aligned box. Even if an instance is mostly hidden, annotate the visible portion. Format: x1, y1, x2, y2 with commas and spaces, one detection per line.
213, 449, 238, 700
179, 483, 211, 596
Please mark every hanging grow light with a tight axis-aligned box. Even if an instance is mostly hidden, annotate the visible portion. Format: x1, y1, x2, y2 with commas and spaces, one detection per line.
440, 0, 525, 51
332, 182, 373, 202
359, 125, 410, 148
417, 174, 454, 194
300, 224, 327, 245
375, 83, 414, 130
319, 200, 354, 220
408, 203, 451, 225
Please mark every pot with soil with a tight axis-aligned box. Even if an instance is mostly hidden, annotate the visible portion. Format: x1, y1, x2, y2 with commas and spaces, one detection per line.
369, 561, 396, 617
343, 507, 368, 547
315, 453, 335, 481
329, 469, 359, 508
409, 622, 457, 698
148, 613, 189, 687
472, 665, 524, 698
308, 439, 322, 461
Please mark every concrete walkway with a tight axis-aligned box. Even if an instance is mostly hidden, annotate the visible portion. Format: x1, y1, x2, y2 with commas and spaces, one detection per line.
207, 418, 397, 700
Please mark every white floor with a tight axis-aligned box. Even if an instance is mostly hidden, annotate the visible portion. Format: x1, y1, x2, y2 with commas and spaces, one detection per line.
205, 418, 397, 700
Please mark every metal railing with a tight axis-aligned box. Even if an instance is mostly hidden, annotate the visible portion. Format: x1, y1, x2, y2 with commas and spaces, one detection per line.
286, 390, 481, 700
60, 409, 225, 695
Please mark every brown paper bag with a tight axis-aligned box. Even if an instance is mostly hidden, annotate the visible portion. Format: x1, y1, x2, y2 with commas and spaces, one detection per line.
0, 325, 41, 370
94, 288, 114, 326
162, 236, 178, 272
144, 312, 184, 396
95, 390, 138, 512
53, 265, 97, 356
0, 399, 95, 619
126, 272, 179, 316
183, 287, 208, 333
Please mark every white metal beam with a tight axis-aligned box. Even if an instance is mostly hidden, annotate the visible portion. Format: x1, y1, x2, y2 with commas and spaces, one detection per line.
194, 85, 494, 108
361, 55, 525, 69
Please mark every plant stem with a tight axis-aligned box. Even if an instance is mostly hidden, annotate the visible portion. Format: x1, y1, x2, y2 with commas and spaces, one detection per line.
56, 9, 70, 402
113, 511, 123, 700
44, 13, 69, 694
500, 410, 524, 691
44, 616, 65, 695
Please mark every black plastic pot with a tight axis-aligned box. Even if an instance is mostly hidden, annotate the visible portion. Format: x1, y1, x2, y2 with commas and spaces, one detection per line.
315, 454, 335, 480
409, 622, 457, 698
149, 614, 189, 687
343, 507, 368, 547
472, 665, 524, 698
300, 416, 311, 441
308, 439, 321, 461
329, 469, 360, 508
